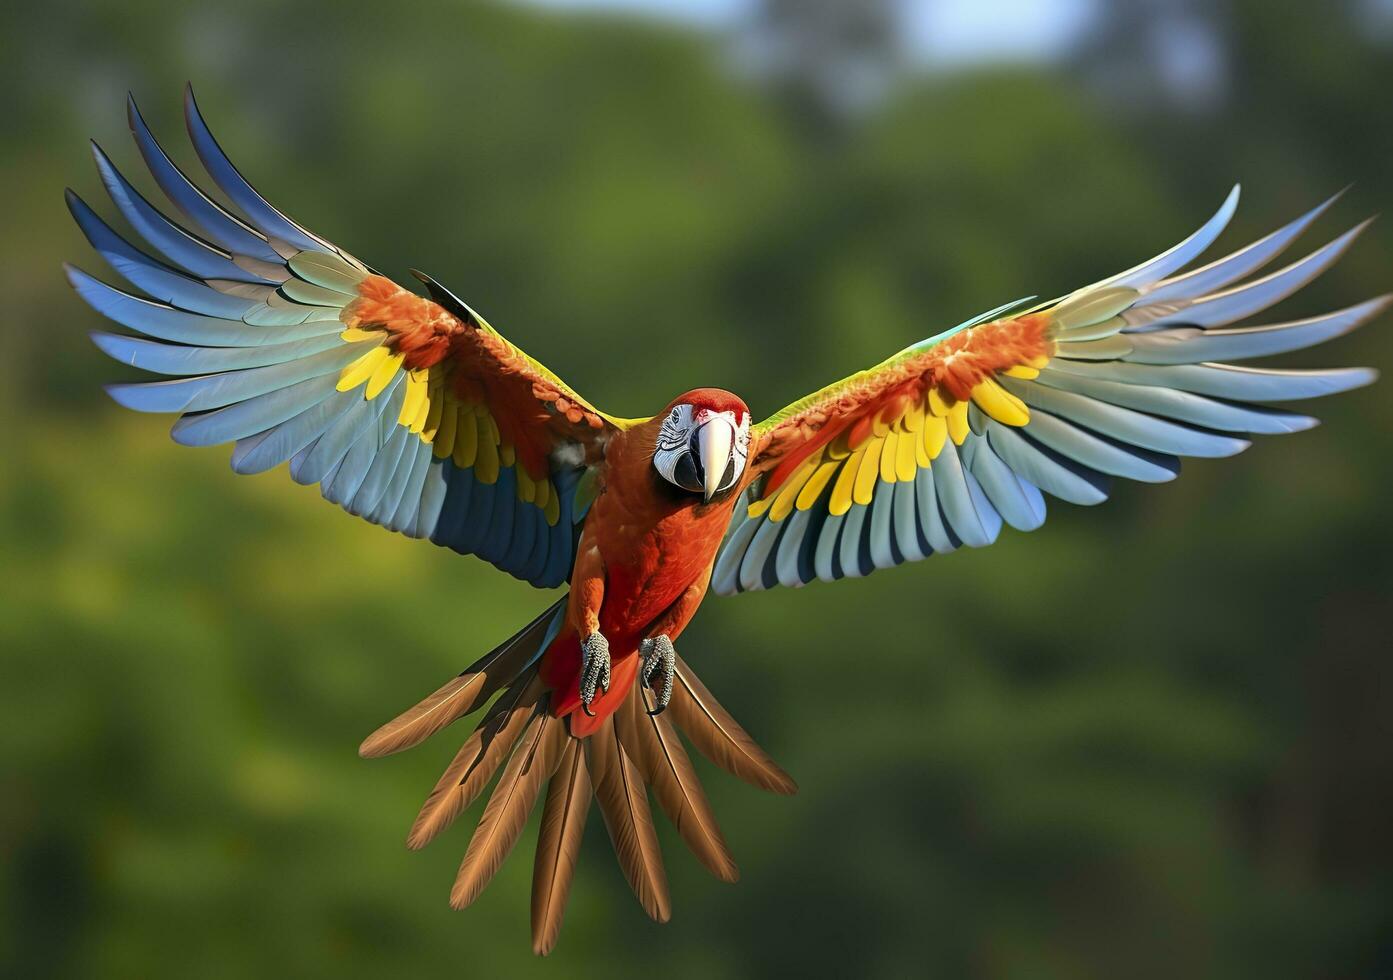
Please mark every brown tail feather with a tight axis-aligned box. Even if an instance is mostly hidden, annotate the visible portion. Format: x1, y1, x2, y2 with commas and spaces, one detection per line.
617, 688, 739, 883
359, 599, 563, 758
365, 622, 795, 955
586, 715, 672, 923
450, 704, 568, 909
668, 655, 798, 796
408, 673, 545, 850
530, 741, 592, 956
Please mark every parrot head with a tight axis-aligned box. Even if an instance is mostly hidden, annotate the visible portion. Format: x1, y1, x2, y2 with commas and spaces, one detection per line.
652, 388, 751, 501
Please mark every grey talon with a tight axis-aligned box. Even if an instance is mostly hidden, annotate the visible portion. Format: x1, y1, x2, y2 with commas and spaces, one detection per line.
579, 632, 611, 715
640, 635, 676, 716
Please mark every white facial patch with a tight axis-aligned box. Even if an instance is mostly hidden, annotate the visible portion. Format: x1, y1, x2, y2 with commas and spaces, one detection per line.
652, 404, 750, 497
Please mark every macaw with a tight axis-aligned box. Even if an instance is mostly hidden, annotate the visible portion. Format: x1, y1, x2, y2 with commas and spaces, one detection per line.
68, 88, 1381, 955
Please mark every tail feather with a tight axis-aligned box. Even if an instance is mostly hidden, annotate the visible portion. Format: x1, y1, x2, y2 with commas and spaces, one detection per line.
366, 605, 796, 954
359, 598, 565, 758
408, 673, 544, 850
450, 704, 568, 909
530, 741, 592, 956
586, 714, 672, 922
617, 688, 739, 883
668, 655, 798, 796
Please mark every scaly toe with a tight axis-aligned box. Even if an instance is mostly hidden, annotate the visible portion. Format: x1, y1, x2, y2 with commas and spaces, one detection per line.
579, 632, 611, 715
643, 635, 676, 716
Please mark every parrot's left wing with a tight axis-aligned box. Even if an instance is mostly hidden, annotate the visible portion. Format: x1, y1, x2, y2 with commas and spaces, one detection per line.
713, 188, 1382, 594
69, 89, 633, 590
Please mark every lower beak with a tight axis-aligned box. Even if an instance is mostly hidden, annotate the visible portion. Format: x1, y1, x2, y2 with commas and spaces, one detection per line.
697, 420, 734, 502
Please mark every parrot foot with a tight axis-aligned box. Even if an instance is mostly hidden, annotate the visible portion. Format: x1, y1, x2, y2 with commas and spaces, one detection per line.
640, 634, 676, 716
579, 632, 611, 716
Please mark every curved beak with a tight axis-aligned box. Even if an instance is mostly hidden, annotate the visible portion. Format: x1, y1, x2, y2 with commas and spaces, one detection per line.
697, 418, 734, 501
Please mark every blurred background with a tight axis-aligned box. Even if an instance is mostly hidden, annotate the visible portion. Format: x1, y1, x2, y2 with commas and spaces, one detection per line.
3, 0, 1392, 976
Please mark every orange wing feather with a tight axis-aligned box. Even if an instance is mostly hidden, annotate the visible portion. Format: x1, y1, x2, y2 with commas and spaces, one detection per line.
343, 274, 611, 480
754, 312, 1053, 496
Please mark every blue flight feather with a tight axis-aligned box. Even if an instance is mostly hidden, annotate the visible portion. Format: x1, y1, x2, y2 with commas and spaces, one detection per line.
739, 513, 784, 592
170, 373, 341, 447
1106, 186, 1240, 289
106, 342, 373, 414
1004, 377, 1251, 457
1035, 368, 1316, 434
323, 417, 382, 505
517, 504, 550, 585
127, 94, 285, 263
1037, 359, 1377, 404
1139, 222, 1372, 330
837, 503, 871, 580
892, 477, 927, 563
1145, 191, 1343, 304
288, 437, 321, 483
1124, 297, 1389, 366
929, 440, 998, 548
503, 491, 540, 578
329, 381, 404, 506
413, 458, 451, 540
712, 512, 755, 594
479, 468, 518, 565
90, 141, 269, 284
350, 424, 411, 518
914, 465, 955, 554
1022, 408, 1178, 483
231, 385, 361, 475
813, 510, 845, 584
868, 483, 899, 570
964, 437, 1047, 532
67, 190, 260, 318
91, 331, 349, 377
458, 474, 496, 556
183, 86, 325, 253
394, 444, 437, 535
430, 464, 474, 551
69, 266, 339, 347
987, 423, 1110, 506
380, 439, 431, 531
298, 376, 400, 487
775, 507, 815, 588
539, 470, 581, 589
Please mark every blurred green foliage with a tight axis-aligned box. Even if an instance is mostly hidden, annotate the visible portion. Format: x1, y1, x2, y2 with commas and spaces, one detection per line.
2, 1, 1391, 977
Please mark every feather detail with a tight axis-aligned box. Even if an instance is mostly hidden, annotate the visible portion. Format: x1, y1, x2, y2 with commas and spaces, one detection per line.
530, 741, 592, 956
585, 716, 672, 922
450, 705, 567, 909
407, 674, 545, 850
617, 689, 739, 882
359, 599, 563, 758
668, 656, 797, 796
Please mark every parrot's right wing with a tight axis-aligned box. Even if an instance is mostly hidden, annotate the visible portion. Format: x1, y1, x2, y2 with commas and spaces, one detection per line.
713, 187, 1383, 595
68, 88, 637, 590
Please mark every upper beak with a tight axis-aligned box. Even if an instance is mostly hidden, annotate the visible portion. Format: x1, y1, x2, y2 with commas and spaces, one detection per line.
697, 419, 734, 502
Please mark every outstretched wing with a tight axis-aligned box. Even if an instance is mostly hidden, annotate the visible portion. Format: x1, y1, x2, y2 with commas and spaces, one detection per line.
713, 187, 1382, 594
67, 88, 625, 589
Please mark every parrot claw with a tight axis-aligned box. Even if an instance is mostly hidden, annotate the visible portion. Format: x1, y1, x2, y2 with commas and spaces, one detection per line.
640, 635, 676, 716
579, 632, 611, 716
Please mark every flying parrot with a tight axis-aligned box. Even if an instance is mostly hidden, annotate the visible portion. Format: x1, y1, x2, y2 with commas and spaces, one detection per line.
67, 88, 1381, 955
